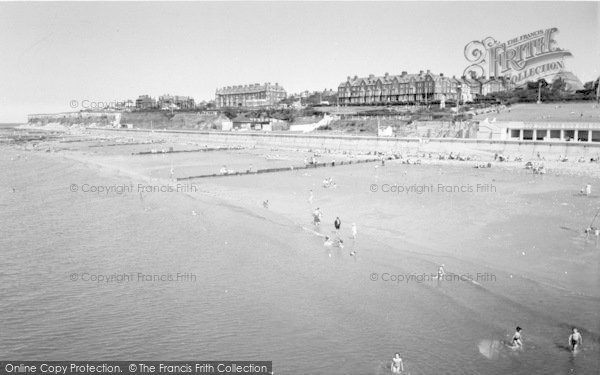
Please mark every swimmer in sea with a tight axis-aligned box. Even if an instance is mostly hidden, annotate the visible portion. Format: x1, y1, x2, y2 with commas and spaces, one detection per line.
511, 326, 523, 349
391, 353, 403, 374
568, 327, 582, 352
437, 264, 446, 280
263, 200, 269, 209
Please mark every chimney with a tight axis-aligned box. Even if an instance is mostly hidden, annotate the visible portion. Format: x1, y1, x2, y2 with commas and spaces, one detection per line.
354, 75, 358, 80
427, 69, 431, 74
347, 76, 351, 82
384, 72, 389, 77
419, 70, 424, 75
440, 73, 444, 77
402, 71, 407, 76
369, 74, 375, 79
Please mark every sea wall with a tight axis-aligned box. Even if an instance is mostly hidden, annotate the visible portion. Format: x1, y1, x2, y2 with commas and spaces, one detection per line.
88, 128, 600, 158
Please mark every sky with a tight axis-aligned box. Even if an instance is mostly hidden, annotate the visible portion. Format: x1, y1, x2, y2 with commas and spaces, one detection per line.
0, 1, 598, 122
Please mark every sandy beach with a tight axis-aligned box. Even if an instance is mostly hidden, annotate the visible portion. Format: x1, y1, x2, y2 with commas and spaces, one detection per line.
2, 127, 599, 374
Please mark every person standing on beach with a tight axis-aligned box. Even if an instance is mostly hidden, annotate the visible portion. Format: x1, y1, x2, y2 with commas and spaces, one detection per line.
569, 327, 583, 352
334, 217, 341, 232
170, 167, 175, 180
351, 223, 357, 239
313, 208, 322, 227
308, 189, 314, 205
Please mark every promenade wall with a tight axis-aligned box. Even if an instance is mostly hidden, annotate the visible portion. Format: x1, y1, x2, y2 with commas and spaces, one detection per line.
88, 128, 600, 158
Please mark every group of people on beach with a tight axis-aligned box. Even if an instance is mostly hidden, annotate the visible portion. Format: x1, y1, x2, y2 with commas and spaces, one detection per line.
322, 177, 336, 188
309, 189, 358, 257
319, 215, 358, 256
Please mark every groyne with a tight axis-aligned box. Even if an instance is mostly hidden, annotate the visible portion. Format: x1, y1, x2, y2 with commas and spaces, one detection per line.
177, 158, 381, 181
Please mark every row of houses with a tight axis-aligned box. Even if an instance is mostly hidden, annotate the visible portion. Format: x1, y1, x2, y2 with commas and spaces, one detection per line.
135, 94, 196, 110
132, 70, 511, 112
337, 71, 512, 106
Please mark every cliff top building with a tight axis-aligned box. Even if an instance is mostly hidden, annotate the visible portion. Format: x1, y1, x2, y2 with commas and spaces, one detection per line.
158, 94, 195, 110
135, 95, 157, 110
215, 82, 286, 108
338, 70, 517, 106
338, 70, 459, 105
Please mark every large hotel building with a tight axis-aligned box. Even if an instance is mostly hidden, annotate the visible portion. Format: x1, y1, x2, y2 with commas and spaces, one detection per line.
338, 70, 510, 105
215, 82, 286, 108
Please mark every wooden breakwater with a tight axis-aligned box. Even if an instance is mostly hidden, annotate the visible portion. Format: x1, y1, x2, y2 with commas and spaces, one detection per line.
89, 141, 165, 148
59, 138, 109, 143
176, 157, 381, 181
131, 146, 243, 156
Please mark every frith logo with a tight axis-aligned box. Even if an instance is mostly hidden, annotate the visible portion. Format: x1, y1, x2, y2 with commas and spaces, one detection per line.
463, 27, 573, 85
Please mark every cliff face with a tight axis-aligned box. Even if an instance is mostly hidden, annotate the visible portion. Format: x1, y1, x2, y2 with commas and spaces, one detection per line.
119, 112, 230, 130
27, 111, 229, 130
27, 113, 119, 127
119, 112, 171, 128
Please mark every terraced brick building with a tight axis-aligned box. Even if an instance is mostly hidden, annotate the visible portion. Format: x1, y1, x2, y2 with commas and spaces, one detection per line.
215, 83, 286, 108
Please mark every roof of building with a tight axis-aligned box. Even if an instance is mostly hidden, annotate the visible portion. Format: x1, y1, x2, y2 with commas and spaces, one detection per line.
231, 115, 269, 123
338, 71, 452, 88
472, 102, 600, 123
216, 83, 285, 95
